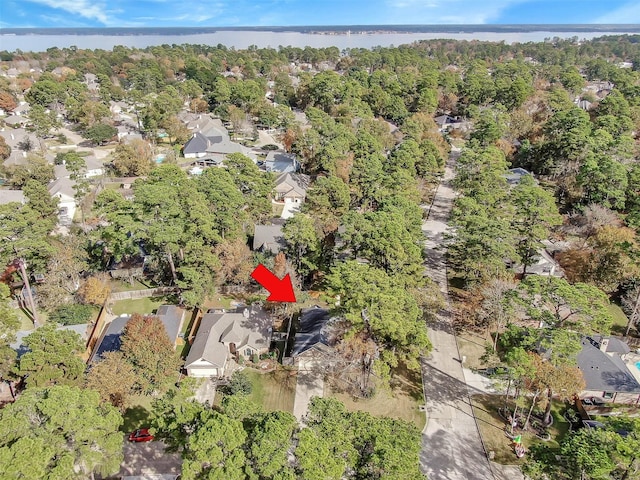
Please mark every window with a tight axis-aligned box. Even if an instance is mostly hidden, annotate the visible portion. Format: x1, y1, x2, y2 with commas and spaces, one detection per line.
603, 392, 614, 399
245, 348, 252, 357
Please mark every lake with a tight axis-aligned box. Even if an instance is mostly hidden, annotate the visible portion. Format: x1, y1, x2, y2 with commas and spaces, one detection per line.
1, 29, 638, 52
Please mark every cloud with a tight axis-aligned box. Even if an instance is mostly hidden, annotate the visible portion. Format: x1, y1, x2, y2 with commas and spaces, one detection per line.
24, 0, 111, 24
383, 0, 527, 24
595, 1, 640, 23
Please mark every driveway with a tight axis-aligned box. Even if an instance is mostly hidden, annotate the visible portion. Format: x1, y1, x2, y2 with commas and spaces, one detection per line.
420, 148, 495, 480
293, 358, 324, 422
119, 437, 181, 477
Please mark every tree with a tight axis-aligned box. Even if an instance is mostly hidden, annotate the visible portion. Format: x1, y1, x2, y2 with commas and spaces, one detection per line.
76, 275, 111, 306
447, 196, 515, 284
479, 278, 517, 351
23, 179, 58, 220
86, 351, 137, 411
0, 284, 19, 381
510, 175, 562, 274
27, 104, 60, 137
5, 154, 55, 188
14, 323, 86, 389
0, 90, 17, 112
0, 385, 123, 479
326, 261, 431, 372
247, 411, 297, 479
213, 237, 254, 286
226, 370, 252, 395
303, 175, 351, 234
560, 226, 639, 293
35, 236, 87, 311
0, 201, 56, 272
560, 429, 620, 479
111, 139, 153, 176
0, 135, 10, 161
516, 275, 614, 334
85, 122, 117, 145
120, 313, 182, 394
282, 213, 321, 285
181, 410, 248, 480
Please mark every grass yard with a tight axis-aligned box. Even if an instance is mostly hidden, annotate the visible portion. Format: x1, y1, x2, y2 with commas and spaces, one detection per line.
110, 279, 153, 293
471, 394, 571, 465
457, 331, 492, 370
244, 368, 297, 413
121, 394, 154, 433
609, 303, 631, 336
326, 368, 426, 430
201, 294, 235, 311
110, 297, 166, 316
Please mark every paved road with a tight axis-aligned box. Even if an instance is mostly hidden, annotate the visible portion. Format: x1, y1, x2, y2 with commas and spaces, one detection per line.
420, 149, 496, 480
293, 358, 324, 422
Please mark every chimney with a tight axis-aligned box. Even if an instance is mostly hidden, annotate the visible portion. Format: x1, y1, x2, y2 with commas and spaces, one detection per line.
600, 337, 609, 352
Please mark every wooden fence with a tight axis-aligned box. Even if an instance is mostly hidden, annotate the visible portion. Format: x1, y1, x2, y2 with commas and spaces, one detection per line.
109, 286, 180, 301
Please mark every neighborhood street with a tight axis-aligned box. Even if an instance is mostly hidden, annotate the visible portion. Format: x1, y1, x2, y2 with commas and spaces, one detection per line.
420, 148, 495, 480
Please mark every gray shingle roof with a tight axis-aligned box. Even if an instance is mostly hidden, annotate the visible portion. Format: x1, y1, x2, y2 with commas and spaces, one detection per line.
0, 189, 25, 205
577, 336, 640, 394
252, 224, 285, 254
183, 132, 209, 155
90, 316, 130, 363
293, 307, 333, 356
184, 306, 272, 369
275, 172, 310, 198
156, 305, 184, 344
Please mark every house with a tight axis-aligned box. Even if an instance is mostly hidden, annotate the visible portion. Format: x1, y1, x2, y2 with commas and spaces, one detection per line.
511, 247, 563, 277
84, 155, 104, 178
252, 222, 285, 254
48, 175, 77, 226
577, 336, 640, 404
264, 151, 298, 173
4, 115, 28, 127
274, 172, 310, 219
0, 189, 25, 205
184, 305, 272, 377
504, 167, 535, 186
156, 305, 185, 347
90, 315, 130, 363
434, 114, 468, 133
292, 306, 337, 359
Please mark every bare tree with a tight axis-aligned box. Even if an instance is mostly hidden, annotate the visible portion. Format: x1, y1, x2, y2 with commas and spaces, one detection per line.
479, 278, 517, 351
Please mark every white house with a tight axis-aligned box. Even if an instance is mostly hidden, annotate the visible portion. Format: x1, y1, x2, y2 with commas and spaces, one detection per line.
48, 174, 76, 226
274, 172, 310, 219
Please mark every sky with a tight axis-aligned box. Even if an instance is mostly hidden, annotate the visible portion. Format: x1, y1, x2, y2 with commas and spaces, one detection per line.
1, 0, 640, 28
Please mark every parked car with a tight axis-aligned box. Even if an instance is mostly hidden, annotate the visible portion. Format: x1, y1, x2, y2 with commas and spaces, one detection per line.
128, 428, 154, 442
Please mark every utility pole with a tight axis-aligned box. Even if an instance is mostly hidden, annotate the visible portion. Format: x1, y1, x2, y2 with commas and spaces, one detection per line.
16, 258, 39, 327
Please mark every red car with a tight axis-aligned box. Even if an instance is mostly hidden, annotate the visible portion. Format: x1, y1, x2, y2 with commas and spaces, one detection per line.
128, 428, 154, 442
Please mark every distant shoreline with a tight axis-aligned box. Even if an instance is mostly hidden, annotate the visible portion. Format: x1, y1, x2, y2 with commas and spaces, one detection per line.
2, 24, 640, 36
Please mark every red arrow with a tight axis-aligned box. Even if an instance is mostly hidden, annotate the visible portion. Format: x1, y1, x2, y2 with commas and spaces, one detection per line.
250, 264, 296, 302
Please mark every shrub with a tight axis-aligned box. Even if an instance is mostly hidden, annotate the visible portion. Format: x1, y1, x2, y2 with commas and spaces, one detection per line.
49, 304, 94, 325
261, 144, 279, 151
227, 371, 252, 395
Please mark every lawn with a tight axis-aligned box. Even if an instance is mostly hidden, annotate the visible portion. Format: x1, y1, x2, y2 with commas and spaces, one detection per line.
244, 368, 297, 413
121, 394, 154, 433
457, 331, 492, 370
471, 394, 571, 465
110, 297, 166, 316
110, 279, 153, 293
609, 303, 630, 336
326, 367, 426, 430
